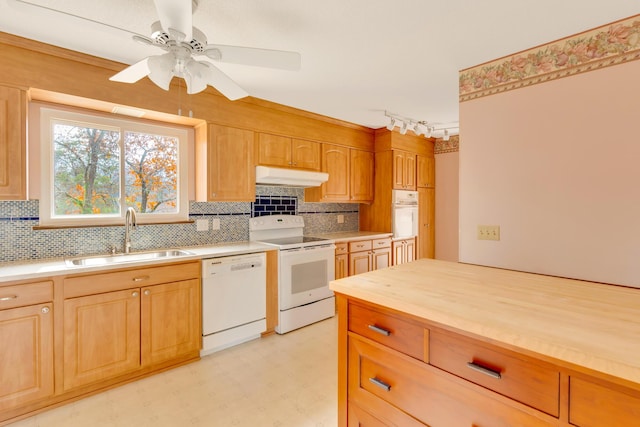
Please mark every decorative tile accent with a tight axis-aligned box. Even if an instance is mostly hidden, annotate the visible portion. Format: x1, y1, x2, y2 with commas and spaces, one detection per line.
435, 135, 460, 154
459, 15, 640, 101
252, 196, 297, 217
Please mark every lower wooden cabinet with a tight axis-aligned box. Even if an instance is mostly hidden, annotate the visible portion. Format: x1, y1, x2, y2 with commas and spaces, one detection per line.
392, 237, 415, 266
0, 302, 54, 412
63, 272, 201, 391
347, 238, 391, 276
569, 376, 640, 427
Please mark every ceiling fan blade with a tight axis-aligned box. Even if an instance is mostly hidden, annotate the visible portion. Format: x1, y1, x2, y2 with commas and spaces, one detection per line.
109, 58, 151, 83
200, 62, 249, 100
153, 0, 192, 41
201, 45, 301, 71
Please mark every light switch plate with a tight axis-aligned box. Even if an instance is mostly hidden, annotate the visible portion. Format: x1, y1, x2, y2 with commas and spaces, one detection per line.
196, 219, 209, 231
211, 218, 221, 230
477, 225, 500, 241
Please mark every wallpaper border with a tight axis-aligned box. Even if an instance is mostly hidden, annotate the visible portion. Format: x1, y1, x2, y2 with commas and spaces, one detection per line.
459, 15, 640, 102
434, 135, 459, 154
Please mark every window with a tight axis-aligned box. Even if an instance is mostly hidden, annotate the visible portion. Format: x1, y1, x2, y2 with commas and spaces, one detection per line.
39, 107, 188, 226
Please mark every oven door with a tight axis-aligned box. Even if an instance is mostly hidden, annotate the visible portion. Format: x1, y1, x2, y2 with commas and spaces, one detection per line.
279, 244, 335, 310
392, 205, 418, 238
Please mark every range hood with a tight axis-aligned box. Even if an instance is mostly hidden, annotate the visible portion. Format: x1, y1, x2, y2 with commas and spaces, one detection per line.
255, 166, 329, 187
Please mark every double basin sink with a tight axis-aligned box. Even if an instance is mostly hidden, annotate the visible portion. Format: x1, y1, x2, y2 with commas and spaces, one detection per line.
65, 249, 194, 268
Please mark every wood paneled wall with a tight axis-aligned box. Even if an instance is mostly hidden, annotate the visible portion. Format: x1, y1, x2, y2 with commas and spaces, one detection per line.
0, 32, 373, 150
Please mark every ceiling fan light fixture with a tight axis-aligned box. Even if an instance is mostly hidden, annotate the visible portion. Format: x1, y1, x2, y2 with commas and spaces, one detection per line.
184, 60, 208, 94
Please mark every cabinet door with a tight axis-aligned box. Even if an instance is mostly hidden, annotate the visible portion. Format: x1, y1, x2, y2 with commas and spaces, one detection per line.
0, 303, 53, 411
404, 153, 417, 190
392, 151, 406, 190
63, 289, 141, 390
257, 133, 292, 168
0, 86, 26, 200
417, 156, 435, 188
405, 237, 416, 263
372, 247, 391, 271
350, 149, 374, 202
392, 240, 404, 265
336, 254, 348, 280
349, 251, 372, 276
292, 139, 321, 170
321, 144, 350, 201
206, 124, 255, 201
418, 188, 435, 259
141, 279, 201, 367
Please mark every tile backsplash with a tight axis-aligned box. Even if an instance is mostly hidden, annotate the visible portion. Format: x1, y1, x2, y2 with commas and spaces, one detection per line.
0, 186, 359, 264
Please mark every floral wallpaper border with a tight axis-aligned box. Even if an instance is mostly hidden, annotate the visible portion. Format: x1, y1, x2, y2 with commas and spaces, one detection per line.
434, 135, 459, 154
459, 15, 640, 102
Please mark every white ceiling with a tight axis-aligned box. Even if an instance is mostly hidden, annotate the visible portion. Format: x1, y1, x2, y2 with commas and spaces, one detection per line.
1, 0, 639, 130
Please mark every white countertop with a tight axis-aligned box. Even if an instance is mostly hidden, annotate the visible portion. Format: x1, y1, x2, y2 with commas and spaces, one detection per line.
310, 231, 392, 242
0, 241, 274, 284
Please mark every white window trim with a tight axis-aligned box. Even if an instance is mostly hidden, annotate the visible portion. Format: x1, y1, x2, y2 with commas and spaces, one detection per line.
39, 107, 189, 227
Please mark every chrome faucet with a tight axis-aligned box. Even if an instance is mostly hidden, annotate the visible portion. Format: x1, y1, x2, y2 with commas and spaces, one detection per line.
124, 207, 137, 254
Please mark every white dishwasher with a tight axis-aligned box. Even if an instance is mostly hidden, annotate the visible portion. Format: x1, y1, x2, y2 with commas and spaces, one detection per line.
201, 252, 266, 356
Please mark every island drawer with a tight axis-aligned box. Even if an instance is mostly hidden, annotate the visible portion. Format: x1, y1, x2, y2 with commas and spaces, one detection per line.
0, 281, 53, 310
429, 328, 560, 417
348, 302, 425, 360
569, 377, 640, 426
64, 261, 200, 298
349, 336, 553, 427
349, 240, 372, 252
335, 242, 348, 255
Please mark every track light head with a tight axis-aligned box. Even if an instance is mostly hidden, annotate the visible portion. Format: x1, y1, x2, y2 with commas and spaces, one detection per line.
443, 129, 450, 141
386, 117, 397, 131
400, 122, 408, 135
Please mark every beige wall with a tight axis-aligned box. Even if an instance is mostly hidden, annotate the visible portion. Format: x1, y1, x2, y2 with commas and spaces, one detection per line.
435, 151, 459, 261
459, 59, 640, 287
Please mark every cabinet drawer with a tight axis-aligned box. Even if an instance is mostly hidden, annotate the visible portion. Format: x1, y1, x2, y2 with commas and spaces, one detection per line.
429, 329, 560, 417
0, 281, 53, 310
348, 401, 426, 427
335, 242, 348, 255
349, 336, 553, 427
349, 303, 425, 360
569, 377, 640, 426
349, 240, 372, 252
64, 261, 200, 298
372, 238, 391, 249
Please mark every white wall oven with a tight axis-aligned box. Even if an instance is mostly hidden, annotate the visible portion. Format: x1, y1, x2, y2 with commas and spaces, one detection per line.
392, 189, 419, 238
250, 215, 335, 334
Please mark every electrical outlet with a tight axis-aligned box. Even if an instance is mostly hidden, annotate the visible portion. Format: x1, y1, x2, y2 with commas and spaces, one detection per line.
196, 219, 209, 231
477, 225, 500, 241
337, 214, 344, 224
211, 218, 221, 230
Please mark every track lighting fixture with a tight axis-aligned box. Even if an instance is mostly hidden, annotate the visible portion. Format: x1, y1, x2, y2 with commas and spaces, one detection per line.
384, 111, 458, 139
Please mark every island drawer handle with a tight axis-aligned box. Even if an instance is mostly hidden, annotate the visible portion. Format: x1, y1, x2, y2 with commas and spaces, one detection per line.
368, 324, 391, 336
369, 377, 391, 392
467, 362, 502, 379
0, 295, 18, 301
132, 275, 150, 282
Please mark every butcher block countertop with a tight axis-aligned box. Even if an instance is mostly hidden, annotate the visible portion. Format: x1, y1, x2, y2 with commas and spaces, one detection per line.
330, 258, 640, 385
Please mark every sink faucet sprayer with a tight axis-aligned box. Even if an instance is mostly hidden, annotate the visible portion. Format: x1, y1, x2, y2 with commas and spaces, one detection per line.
124, 207, 137, 254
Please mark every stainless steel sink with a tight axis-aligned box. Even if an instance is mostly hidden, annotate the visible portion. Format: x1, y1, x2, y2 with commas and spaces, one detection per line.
65, 249, 194, 267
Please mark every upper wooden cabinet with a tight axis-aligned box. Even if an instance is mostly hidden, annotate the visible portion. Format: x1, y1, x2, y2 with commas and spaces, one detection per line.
0, 85, 27, 200
417, 155, 435, 188
305, 144, 374, 203
392, 150, 417, 190
349, 149, 374, 202
196, 124, 255, 202
257, 133, 321, 171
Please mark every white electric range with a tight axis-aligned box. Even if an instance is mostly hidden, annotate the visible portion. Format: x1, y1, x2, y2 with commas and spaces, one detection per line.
249, 215, 336, 334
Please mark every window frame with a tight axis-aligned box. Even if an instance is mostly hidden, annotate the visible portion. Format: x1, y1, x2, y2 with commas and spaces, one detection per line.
39, 106, 189, 227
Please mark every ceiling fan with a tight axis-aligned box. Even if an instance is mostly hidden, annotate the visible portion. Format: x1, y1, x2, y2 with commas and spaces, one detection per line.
108, 0, 301, 100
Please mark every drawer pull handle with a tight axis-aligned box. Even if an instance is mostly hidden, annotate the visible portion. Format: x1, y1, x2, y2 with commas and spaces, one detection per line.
133, 275, 150, 282
369, 377, 391, 392
368, 324, 391, 336
467, 362, 502, 379
0, 295, 18, 301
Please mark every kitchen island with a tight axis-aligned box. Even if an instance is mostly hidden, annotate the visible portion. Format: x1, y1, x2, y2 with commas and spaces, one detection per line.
331, 258, 640, 426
